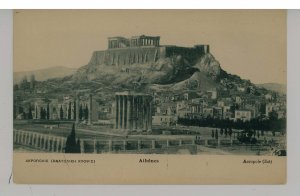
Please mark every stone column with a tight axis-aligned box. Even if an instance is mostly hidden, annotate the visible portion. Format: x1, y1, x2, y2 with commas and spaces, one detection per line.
152, 140, 155, 149
179, 140, 182, 146
39, 135, 42, 148
137, 140, 141, 150
119, 96, 123, 129
21, 132, 24, 143
60, 138, 64, 152
20, 131, 23, 144
35, 134, 39, 148
80, 140, 84, 153
75, 94, 79, 124
166, 140, 169, 147
47, 136, 51, 151
51, 137, 55, 152
192, 139, 195, 145
93, 139, 97, 153
24, 132, 28, 145
148, 98, 152, 131
132, 96, 136, 130
41, 135, 45, 150
16, 131, 19, 143
13, 132, 16, 143
108, 140, 112, 152
205, 139, 208, 146
123, 140, 127, 151
136, 96, 141, 130
122, 96, 126, 129
55, 138, 59, 152
127, 96, 131, 130
142, 97, 146, 131
88, 94, 92, 125
115, 95, 119, 129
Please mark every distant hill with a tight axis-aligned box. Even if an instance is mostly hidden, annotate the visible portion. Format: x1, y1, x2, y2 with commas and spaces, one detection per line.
14, 66, 77, 84
256, 83, 286, 94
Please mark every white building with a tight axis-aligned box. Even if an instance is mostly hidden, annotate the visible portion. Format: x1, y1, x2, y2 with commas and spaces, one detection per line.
234, 110, 252, 122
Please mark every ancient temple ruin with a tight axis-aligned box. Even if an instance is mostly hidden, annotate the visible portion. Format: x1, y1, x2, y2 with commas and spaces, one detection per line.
115, 91, 152, 131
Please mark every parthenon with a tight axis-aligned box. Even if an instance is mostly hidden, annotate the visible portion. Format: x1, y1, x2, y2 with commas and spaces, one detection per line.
115, 91, 152, 131
108, 35, 160, 49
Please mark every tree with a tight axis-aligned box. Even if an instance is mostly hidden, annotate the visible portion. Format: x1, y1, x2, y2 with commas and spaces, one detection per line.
65, 123, 81, 153
68, 102, 72, 120
79, 104, 83, 120
28, 105, 33, 119
84, 105, 89, 120
46, 103, 50, 120
73, 101, 76, 120
40, 107, 46, 119
228, 127, 233, 138
60, 105, 64, 120
35, 105, 38, 119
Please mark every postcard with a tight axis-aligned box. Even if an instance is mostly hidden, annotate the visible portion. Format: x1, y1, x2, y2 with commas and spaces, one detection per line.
13, 10, 286, 184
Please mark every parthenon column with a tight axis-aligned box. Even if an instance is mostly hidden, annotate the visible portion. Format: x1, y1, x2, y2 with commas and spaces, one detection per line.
119, 96, 123, 129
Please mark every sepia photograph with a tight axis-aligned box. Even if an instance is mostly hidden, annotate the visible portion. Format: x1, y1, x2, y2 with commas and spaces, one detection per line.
12, 10, 287, 184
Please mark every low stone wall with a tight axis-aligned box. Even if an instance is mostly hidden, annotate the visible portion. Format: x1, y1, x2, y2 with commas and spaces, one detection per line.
14, 130, 66, 153
14, 130, 247, 154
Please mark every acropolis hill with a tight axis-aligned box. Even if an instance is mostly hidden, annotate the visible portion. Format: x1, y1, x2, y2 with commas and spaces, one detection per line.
88, 35, 210, 66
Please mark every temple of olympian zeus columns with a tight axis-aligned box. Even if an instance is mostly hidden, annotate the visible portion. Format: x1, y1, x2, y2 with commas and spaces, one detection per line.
115, 92, 152, 131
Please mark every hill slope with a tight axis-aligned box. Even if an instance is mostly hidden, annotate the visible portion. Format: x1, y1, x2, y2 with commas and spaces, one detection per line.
256, 83, 286, 94
14, 66, 77, 84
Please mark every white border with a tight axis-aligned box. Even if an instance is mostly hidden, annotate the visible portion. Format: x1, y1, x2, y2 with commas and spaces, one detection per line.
0, 1, 299, 9
1, 9, 300, 196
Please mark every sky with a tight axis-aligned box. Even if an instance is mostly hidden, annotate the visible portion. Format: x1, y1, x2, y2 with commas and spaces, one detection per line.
14, 10, 286, 84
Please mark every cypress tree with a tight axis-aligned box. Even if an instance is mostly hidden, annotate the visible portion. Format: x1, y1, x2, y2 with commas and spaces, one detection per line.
46, 103, 50, 120
60, 105, 64, 120
79, 104, 83, 120
68, 102, 72, 120
65, 123, 81, 153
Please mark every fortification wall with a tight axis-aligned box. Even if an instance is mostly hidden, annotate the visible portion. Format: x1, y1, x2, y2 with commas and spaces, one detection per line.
88, 45, 209, 66
89, 47, 162, 66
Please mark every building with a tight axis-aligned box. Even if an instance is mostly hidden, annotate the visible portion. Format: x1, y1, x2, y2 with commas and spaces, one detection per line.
152, 115, 177, 127
115, 91, 152, 131
234, 110, 252, 122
